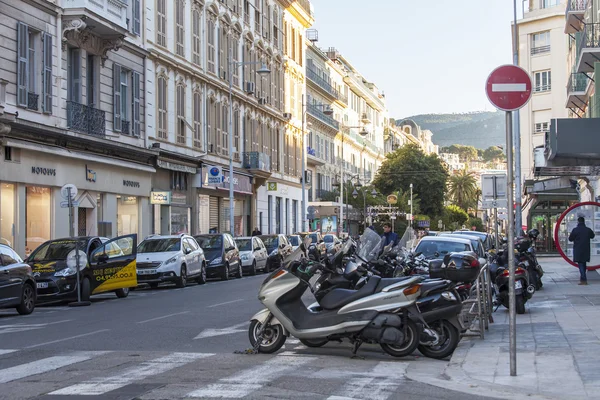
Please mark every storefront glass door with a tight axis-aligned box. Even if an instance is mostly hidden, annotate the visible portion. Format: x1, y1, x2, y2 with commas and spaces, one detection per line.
0, 183, 15, 247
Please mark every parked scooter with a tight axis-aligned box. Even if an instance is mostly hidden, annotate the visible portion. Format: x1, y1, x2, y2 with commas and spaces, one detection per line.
248, 238, 425, 358
490, 248, 532, 314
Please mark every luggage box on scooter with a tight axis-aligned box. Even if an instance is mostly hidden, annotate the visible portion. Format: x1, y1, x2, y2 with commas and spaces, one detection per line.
430, 251, 480, 282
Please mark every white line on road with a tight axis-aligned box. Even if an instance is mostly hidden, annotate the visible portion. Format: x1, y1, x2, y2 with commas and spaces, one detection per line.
193, 322, 247, 339
206, 299, 244, 308
50, 352, 213, 395
24, 329, 110, 349
327, 362, 409, 400
187, 355, 313, 398
0, 351, 110, 384
0, 319, 74, 335
136, 311, 190, 324
0, 349, 17, 356
491, 83, 527, 92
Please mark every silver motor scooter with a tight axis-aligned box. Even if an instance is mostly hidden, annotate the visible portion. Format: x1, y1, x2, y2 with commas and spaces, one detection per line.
248, 239, 424, 358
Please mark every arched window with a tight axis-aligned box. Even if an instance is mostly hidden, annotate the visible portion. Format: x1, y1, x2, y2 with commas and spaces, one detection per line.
157, 75, 168, 139
207, 18, 216, 74
176, 82, 186, 144
175, 0, 185, 56
156, 0, 167, 47
192, 8, 202, 65
193, 90, 202, 149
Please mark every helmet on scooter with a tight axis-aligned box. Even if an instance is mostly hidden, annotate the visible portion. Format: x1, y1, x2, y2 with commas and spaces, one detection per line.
527, 229, 540, 240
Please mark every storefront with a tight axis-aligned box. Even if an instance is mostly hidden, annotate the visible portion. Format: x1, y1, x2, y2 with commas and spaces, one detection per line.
193, 166, 253, 236
0, 140, 154, 257
257, 181, 303, 235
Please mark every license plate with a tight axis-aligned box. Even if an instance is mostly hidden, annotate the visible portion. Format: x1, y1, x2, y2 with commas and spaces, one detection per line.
137, 269, 157, 275
515, 281, 523, 289
36, 282, 48, 289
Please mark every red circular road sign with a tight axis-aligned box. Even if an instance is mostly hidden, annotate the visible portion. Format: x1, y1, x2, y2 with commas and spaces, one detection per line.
485, 65, 532, 111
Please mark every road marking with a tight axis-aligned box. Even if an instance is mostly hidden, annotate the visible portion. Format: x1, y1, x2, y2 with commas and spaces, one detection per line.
187, 355, 312, 398
0, 319, 73, 335
136, 311, 190, 324
0, 349, 17, 356
50, 352, 213, 395
286, 338, 300, 345
24, 329, 110, 349
206, 299, 244, 308
194, 322, 247, 339
491, 83, 527, 92
327, 362, 409, 400
0, 351, 110, 384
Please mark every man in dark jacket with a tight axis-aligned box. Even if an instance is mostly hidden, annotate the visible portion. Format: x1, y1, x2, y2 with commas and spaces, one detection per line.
569, 216, 595, 285
381, 223, 399, 247
251, 227, 262, 237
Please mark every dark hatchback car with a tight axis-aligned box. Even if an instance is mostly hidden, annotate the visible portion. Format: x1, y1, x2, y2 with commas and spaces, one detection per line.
194, 234, 241, 281
25, 235, 137, 303
0, 244, 36, 315
259, 234, 293, 272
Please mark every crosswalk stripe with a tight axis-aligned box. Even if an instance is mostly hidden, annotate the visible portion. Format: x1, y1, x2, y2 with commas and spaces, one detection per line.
327, 362, 409, 400
50, 352, 213, 395
187, 355, 313, 398
0, 349, 17, 356
0, 351, 110, 384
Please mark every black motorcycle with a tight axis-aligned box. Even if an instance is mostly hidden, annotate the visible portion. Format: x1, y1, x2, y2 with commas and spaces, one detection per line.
490, 249, 532, 314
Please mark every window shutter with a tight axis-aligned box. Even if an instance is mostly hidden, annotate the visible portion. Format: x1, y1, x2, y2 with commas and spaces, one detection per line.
17, 22, 29, 107
69, 49, 81, 103
42, 32, 53, 113
133, 0, 141, 35
113, 63, 122, 131
132, 71, 141, 136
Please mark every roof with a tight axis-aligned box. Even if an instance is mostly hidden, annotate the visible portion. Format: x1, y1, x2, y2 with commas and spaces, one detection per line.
417, 236, 472, 245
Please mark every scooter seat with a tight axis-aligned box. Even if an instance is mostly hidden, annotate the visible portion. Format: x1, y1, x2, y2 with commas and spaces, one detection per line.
375, 276, 414, 293
320, 276, 381, 310
420, 280, 451, 297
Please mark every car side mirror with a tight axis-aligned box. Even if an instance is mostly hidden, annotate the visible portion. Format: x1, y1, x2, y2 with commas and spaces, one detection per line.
96, 253, 109, 263
254, 247, 261, 252
185, 248, 192, 255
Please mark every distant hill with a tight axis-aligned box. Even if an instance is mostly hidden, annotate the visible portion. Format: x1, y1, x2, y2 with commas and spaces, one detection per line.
399, 111, 506, 150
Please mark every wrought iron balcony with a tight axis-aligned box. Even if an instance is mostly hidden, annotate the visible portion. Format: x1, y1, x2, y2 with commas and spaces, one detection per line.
27, 92, 39, 111
306, 67, 348, 103
566, 0, 587, 34
121, 120, 130, 135
576, 23, 600, 73
67, 101, 106, 137
307, 104, 339, 130
316, 189, 337, 201
243, 152, 272, 177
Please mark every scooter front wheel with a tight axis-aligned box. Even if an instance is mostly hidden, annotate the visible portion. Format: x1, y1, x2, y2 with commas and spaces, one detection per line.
380, 319, 420, 358
248, 320, 286, 353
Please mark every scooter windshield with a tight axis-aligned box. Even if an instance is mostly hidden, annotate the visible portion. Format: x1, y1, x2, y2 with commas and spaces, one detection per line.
357, 228, 384, 262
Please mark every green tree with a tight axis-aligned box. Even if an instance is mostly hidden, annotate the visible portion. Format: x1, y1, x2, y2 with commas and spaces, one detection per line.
467, 217, 484, 232
442, 205, 469, 231
482, 146, 505, 163
448, 169, 478, 211
373, 143, 448, 217
440, 144, 479, 163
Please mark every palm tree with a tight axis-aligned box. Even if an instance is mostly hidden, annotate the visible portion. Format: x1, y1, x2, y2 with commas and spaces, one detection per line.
448, 169, 478, 211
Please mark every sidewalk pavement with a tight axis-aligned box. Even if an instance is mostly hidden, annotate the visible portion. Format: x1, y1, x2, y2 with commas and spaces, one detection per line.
406, 257, 600, 400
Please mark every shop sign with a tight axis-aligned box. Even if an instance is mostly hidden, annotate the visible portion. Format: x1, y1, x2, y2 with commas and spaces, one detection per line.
85, 165, 97, 183
200, 167, 253, 195
123, 180, 141, 188
206, 166, 224, 184
150, 191, 171, 205
267, 182, 277, 191
157, 159, 197, 174
121, 196, 137, 205
31, 166, 56, 176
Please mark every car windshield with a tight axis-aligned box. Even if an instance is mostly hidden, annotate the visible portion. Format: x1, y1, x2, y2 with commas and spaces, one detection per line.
138, 238, 180, 253
260, 236, 278, 252
28, 240, 86, 262
195, 235, 223, 250
415, 239, 470, 259
288, 236, 300, 246
309, 234, 319, 243
454, 231, 486, 241
324, 235, 334, 243
235, 239, 252, 251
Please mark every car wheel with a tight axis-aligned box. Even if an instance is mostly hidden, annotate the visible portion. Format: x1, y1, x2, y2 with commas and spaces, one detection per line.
176, 265, 187, 288
221, 263, 230, 281
250, 261, 257, 276
115, 287, 130, 298
196, 263, 207, 285
81, 277, 91, 302
16, 283, 35, 315
236, 262, 243, 279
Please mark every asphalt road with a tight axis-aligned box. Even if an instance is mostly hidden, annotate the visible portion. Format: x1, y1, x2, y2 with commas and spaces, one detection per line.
0, 275, 498, 400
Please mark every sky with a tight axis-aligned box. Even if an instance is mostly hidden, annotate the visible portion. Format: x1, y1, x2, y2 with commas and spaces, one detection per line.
310, 0, 517, 118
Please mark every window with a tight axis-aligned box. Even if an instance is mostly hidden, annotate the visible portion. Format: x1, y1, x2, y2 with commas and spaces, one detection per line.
233, 108, 240, 160
0, 183, 16, 248
171, 171, 188, 190
207, 18, 216, 74
132, 0, 141, 35
193, 90, 202, 149
531, 31, 550, 54
157, 0, 167, 47
176, 82, 186, 144
157, 75, 168, 139
219, 25, 228, 80
113, 64, 141, 135
192, 9, 202, 65
25, 187, 50, 257
67, 47, 81, 103
232, 36, 239, 86
534, 122, 549, 134
117, 196, 138, 236
534, 70, 551, 92
17, 22, 52, 112
541, 0, 560, 8
175, 0, 185, 56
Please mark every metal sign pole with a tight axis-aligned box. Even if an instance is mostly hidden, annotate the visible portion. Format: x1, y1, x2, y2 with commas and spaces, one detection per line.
506, 111, 517, 376
68, 187, 82, 304
495, 208, 499, 249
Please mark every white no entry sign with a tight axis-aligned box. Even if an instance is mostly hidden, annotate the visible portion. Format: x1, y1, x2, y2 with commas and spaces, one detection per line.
485, 65, 532, 111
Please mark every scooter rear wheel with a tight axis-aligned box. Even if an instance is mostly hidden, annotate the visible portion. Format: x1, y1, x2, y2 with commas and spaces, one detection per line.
248, 320, 286, 353
516, 295, 526, 314
380, 319, 420, 358
417, 320, 460, 360
299, 338, 328, 348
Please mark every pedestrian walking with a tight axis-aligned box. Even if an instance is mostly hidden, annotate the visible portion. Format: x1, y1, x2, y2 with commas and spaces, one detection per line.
569, 216, 595, 285
252, 227, 262, 236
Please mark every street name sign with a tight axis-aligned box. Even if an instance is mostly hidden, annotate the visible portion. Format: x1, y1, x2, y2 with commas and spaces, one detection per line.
485, 65, 532, 112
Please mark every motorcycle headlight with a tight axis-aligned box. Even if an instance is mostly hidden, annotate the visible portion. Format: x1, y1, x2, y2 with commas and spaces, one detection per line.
211, 257, 223, 265
441, 291, 457, 301
163, 256, 178, 266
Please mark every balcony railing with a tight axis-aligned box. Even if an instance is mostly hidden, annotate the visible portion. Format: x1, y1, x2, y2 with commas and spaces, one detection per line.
306, 67, 348, 103
27, 92, 39, 111
307, 104, 339, 130
67, 101, 106, 136
121, 120, 130, 135
568, 72, 589, 93
316, 189, 337, 201
567, 0, 587, 14
531, 45, 551, 55
579, 23, 600, 51
243, 151, 271, 173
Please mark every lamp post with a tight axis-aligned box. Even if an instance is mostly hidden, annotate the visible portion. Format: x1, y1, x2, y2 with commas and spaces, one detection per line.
228, 48, 270, 236
410, 183, 414, 240
302, 98, 333, 232
339, 124, 369, 234
351, 180, 366, 229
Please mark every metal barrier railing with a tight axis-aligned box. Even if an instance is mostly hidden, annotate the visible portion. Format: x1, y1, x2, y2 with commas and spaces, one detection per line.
460, 264, 494, 339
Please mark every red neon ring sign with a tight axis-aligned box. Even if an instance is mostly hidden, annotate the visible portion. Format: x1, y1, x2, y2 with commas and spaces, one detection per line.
553, 201, 600, 271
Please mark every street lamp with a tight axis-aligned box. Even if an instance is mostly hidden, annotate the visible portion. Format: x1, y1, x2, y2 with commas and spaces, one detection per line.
228, 49, 270, 236
339, 124, 367, 234
409, 183, 414, 240
301, 97, 334, 232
